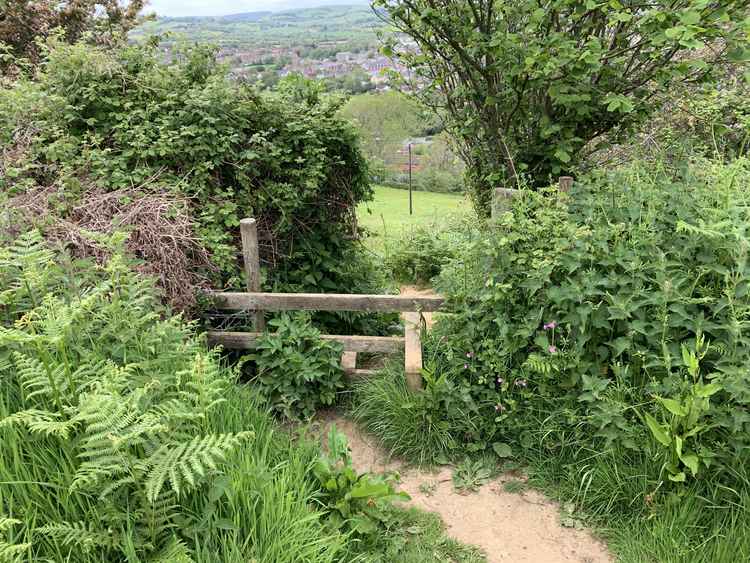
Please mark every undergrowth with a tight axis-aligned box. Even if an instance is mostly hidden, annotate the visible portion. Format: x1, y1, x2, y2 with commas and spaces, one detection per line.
353, 157, 750, 562
0, 230, 481, 562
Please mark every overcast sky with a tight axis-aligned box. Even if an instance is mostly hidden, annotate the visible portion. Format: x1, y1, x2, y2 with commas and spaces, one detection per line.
145, 0, 367, 17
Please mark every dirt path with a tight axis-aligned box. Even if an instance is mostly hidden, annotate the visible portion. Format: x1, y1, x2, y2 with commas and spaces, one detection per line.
320, 414, 613, 563
326, 285, 613, 561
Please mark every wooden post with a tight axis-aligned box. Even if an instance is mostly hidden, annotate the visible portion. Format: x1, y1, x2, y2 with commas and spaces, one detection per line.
403, 312, 423, 391
558, 176, 573, 193
240, 218, 265, 331
341, 351, 357, 377
408, 143, 413, 215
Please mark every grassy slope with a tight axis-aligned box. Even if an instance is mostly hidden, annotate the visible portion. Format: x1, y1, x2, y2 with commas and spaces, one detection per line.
357, 186, 469, 254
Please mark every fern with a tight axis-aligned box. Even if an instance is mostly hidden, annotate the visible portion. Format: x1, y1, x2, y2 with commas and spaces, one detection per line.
147, 536, 194, 563
0, 408, 78, 438
1, 231, 263, 560
137, 490, 181, 542
145, 432, 253, 501
36, 521, 118, 552
11, 351, 69, 403
0, 517, 30, 563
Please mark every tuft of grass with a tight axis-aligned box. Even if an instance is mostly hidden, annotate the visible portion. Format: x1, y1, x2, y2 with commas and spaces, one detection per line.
350, 364, 457, 466
522, 429, 750, 563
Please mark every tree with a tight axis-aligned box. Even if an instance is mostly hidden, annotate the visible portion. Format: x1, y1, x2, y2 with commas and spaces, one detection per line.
376, 0, 750, 212
0, 0, 150, 72
340, 90, 424, 160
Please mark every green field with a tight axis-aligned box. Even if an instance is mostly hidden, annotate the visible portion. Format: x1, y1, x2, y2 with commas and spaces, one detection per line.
357, 186, 470, 253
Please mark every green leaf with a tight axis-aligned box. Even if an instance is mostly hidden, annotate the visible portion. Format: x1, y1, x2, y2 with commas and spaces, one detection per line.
554, 149, 571, 163
656, 397, 688, 417
679, 452, 700, 476
695, 382, 721, 398
349, 480, 390, 499
644, 412, 671, 446
680, 11, 701, 25
665, 26, 685, 39
492, 442, 513, 458
668, 471, 687, 482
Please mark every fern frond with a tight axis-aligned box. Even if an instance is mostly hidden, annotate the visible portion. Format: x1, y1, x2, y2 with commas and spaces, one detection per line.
145, 432, 253, 501
36, 521, 118, 552
0, 409, 78, 438
0, 540, 31, 563
523, 353, 553, 375
0, 517, 31, 562
11, 351, 70, 403
148, 536, 194, 563
137, 491, 181, 547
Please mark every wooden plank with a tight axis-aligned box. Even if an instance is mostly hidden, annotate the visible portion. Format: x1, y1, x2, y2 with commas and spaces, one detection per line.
206, 331, 405, 353
239, 218, 265, 331
403, 312, 423, 391
206, 292, 445, 312
558, 176, 573, 193
341, 351, 357, 373
345, 368, 378, 379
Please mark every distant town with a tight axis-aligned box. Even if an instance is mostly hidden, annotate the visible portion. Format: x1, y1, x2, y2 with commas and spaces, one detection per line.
216, 42, 415, 89
132, 5, 416, 91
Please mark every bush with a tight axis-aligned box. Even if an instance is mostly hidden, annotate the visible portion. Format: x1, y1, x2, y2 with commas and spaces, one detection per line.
429, 157, 750, 490
249, 313, 346, 419
385, 227, 454, 285
0, 40, 371, 311
384, 213, 480, 286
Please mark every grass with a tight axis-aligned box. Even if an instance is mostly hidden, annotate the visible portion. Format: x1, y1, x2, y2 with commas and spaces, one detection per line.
351, 364, 750, 563
357, 186, 470, 254
350, 363, 460, 466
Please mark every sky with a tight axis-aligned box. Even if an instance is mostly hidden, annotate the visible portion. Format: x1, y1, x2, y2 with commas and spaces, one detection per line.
144, 0, 368, 17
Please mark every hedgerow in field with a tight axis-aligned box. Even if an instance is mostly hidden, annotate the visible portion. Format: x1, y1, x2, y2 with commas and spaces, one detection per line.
0, 39, 372, 312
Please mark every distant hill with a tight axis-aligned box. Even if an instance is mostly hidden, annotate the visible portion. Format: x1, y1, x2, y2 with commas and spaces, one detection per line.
163, 12, 273, 23
133, 5, 383, 49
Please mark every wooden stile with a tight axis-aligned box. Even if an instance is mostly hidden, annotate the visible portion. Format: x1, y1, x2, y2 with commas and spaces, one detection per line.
205, 217, 444, 392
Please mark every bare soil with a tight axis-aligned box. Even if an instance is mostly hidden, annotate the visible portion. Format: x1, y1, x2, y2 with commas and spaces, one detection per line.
317, 413, 613, 563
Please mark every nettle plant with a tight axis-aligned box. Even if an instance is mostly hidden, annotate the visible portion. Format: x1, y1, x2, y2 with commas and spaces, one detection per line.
0, 232, 251, 560
431, 157, 750, 485
249, 313, 346, 419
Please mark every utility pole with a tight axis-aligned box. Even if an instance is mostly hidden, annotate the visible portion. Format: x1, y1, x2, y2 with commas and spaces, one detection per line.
408, 142, 413, 215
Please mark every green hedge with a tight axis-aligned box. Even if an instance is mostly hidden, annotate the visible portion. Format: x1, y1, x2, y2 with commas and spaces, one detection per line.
0, 41, 371, 310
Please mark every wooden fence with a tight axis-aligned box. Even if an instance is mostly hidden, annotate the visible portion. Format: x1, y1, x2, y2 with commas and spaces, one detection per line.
207, 178, 572, 391
205, 218, 444, 391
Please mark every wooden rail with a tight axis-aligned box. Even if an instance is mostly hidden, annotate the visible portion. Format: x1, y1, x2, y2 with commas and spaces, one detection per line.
206, 291, 445, 312
207, 331, 405, 353
203, 217, 450, 391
